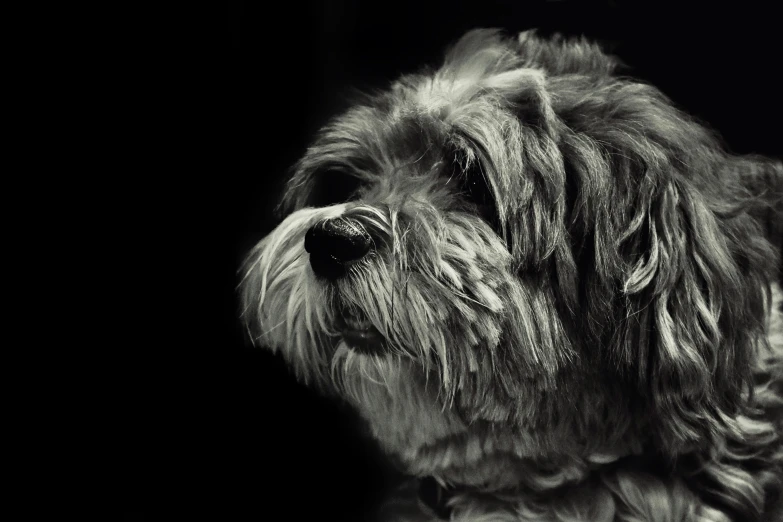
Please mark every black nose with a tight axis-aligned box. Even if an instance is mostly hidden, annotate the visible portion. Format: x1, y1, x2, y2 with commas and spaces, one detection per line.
304, 218, 372, 279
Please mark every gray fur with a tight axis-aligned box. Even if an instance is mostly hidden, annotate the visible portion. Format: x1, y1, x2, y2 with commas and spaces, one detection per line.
240, 30, 783, 521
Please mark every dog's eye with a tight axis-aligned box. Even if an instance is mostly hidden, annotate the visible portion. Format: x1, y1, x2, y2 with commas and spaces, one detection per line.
447, 144, 501, 230
463, 175, 493, 208
307, 170, 361, 207
459, 163, 499, 230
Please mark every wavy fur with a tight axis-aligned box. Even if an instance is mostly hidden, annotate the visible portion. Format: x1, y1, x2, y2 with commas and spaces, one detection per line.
241, 29, 783, 521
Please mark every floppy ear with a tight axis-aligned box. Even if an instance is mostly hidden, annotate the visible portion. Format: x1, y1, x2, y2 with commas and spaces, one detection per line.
526, 41, 783, 450
603, 149, 779, 454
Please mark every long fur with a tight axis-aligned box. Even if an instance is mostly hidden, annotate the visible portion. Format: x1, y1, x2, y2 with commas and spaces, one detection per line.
240, 30, 783, 521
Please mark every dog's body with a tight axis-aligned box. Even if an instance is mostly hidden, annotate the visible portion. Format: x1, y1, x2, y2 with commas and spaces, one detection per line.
240, 30, 783, 521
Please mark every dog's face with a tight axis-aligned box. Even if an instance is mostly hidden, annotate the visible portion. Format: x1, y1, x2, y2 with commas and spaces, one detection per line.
241, 30, 776, 490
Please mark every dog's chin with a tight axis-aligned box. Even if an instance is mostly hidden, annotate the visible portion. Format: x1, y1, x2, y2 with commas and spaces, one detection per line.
340, 326, 384, 354
337, 309, 386, 355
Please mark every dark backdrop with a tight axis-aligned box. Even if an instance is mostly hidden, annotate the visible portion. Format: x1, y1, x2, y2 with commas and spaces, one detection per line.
114, 1, 781, 520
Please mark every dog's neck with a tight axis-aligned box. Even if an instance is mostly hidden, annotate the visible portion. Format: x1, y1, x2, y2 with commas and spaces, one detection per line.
358, 282, 783, 505
405, 282, 783, 519
353, 363, 648, 491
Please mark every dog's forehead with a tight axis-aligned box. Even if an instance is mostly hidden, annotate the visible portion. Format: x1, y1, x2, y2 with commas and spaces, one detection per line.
306, 100, 448, 180
358, 100, 450, 163
323, 67, 540, 169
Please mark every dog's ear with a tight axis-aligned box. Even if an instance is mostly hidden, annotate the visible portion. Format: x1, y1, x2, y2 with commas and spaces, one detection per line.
591, 139, 780, 454
523, 61, 783, 452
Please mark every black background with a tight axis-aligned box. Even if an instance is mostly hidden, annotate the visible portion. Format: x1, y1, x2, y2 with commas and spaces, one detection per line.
113, 1, 781, 520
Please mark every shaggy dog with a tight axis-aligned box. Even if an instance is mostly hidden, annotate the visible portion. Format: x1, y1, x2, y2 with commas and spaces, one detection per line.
240, 30, 783, 521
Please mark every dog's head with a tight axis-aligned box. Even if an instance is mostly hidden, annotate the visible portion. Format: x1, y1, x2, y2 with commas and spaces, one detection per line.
240, 30, 779, 491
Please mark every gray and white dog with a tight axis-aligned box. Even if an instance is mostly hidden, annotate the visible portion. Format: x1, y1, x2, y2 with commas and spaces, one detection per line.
240, 30, 783, 521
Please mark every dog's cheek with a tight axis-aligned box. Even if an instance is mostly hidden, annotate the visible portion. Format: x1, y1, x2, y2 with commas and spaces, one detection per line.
451, 261, 572, 425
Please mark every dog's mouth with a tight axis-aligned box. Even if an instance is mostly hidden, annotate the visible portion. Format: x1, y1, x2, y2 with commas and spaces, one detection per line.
338, 308, 384, 354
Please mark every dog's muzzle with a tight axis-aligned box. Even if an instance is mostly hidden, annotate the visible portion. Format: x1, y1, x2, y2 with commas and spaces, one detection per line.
304, 216, 386, 353
304, 216, 373, 279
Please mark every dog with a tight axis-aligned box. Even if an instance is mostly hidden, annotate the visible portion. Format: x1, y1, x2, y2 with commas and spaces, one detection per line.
239, 30, 783, 521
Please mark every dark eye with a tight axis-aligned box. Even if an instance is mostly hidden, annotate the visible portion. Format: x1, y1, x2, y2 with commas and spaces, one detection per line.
453, 151, 499, 230
463, 174, 494, 209
307, 170, 362, 207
